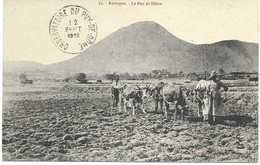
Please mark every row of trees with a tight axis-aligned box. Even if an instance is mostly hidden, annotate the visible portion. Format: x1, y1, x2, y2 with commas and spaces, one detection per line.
63, 69, 227, 83
102, 68, 229, 81
64, 73, 90, 83
18, 68, 230, 84
102, 69, 209, 81
62, 70, 187, 83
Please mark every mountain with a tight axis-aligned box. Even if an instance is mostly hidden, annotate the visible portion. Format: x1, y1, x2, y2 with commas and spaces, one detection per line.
4, 61, 46, 72
7, 21, 259, 75
3, 61, 49, 81
47, 21, 258, 74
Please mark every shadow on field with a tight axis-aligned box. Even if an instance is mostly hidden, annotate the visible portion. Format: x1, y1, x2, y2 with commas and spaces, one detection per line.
222, 115, 257, 127
187, 116, 204, 122
147, 110, 164, 115
188, 115, 257, 127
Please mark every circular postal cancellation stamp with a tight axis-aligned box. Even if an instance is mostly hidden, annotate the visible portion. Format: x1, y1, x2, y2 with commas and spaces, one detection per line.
49, 5, 97, 54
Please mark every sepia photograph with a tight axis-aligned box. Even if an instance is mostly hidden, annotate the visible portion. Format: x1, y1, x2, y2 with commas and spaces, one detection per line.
2, 0, 259, 162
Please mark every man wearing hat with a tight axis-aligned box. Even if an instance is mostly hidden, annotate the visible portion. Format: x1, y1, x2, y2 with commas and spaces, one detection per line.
153, 82, 165, 112
111, 76, 124, 109
207, 71, 228, 125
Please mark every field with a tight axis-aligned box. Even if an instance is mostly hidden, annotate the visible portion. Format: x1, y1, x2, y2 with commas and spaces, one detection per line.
2, 79, 258, 162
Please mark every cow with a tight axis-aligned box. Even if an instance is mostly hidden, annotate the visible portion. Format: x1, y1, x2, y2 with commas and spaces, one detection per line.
120, 84, 152, 115
194, 80, 211, 120
162, 84, 194, 120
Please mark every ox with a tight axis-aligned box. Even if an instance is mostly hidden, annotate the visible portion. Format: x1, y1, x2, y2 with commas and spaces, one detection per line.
120, 84, 152, 115
163, 84, 194, 120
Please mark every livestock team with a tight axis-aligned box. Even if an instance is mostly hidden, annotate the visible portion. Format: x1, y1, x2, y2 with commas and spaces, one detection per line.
111, 71, 228, 125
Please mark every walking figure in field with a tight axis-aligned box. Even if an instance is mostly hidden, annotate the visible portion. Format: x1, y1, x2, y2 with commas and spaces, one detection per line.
206, 71, 228, 125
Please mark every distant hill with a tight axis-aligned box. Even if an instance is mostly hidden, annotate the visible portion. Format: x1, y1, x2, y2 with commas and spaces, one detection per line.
5, 21, 259, 75
3, 61, 48, 81
4, 61, 45, 72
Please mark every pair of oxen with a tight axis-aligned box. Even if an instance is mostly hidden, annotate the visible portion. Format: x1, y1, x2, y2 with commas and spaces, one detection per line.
111, 81, 205, 120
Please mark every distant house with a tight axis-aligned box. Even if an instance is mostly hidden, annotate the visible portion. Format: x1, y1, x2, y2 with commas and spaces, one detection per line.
20, 79, 33, 84
222, 71, 258, 80
229, 72, 248, 78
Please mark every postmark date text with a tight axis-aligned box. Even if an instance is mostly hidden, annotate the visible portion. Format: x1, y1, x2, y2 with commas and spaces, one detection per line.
68, 33, 80, 38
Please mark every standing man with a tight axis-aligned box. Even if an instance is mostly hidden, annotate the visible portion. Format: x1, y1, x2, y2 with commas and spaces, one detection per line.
111, 76, 124, 110
153, 82, 165, 112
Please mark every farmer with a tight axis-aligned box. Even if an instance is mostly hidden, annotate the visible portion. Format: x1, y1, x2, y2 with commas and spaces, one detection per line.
111, 76, 124, 108
206, 71, 228, 125
153, 82, 165, 112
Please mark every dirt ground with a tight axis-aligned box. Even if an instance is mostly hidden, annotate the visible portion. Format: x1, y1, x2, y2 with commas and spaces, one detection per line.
2, 82, 258, 162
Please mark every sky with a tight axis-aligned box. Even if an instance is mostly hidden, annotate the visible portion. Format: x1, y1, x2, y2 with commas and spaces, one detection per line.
3, 0, 259, 64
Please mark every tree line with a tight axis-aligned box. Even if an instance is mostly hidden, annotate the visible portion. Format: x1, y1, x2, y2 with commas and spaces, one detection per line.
17, 68, 257, 84
102, 69, 205, 81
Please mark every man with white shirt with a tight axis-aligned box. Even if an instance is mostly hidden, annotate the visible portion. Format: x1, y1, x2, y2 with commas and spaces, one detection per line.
111, 76, 124, 109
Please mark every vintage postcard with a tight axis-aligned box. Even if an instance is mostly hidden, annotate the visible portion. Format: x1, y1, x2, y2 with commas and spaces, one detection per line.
3, 0, 258, 162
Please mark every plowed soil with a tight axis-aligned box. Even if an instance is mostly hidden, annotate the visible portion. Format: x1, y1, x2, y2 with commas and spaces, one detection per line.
2, 84, 258, 162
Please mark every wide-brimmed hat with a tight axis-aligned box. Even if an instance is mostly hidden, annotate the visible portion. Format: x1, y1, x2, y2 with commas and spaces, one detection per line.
209, 71, 218, 79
